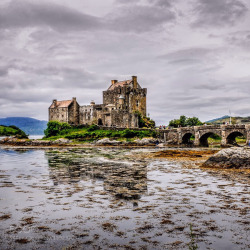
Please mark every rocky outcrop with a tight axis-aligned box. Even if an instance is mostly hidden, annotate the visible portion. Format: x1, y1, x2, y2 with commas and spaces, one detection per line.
0, 136, 160, 147
133, 138, 159, 146
93, 138, 160, 146
202, 147, 250, 169
94, 138, 122, 146
0, 137, 72, 146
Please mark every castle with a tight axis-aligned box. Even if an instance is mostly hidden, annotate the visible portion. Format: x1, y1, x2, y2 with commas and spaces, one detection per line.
49, 76, 147, 128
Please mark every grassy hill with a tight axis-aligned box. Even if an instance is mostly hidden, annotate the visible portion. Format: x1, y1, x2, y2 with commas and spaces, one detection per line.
206, 116, 250, 125
0, 125, 28, 138
0, 117, 47, 135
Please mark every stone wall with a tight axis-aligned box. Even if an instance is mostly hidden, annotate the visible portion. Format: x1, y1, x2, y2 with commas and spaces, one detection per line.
49, 108, 68, 123
79, 105, 94, 125
68, 101, 80, 125
103, 86, 147, 117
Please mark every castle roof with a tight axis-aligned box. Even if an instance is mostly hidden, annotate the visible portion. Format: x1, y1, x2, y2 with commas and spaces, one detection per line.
49, 100, 72, 108
107, 79, 141, 91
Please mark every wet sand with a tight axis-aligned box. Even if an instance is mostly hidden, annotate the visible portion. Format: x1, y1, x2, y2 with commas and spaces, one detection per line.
0, 147, 249, 249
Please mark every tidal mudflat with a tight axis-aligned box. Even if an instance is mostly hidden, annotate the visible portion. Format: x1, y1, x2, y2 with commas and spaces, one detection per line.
0, 147, 249, 249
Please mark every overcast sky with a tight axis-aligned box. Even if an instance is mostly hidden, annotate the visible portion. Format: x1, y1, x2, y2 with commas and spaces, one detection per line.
0, 0, 250, 124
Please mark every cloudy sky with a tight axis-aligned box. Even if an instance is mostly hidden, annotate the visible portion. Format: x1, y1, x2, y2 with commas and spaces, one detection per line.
0, 0, 250, 124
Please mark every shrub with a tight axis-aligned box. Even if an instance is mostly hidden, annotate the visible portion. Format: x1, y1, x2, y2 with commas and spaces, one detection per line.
135, 111, 155, 128
44, 121, 71, 138
121, 129, 136, 138
87, 124, 99, 132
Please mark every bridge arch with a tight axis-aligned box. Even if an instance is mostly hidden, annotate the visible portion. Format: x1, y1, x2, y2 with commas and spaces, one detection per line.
226, 131, 246, 145
199, 131, 221, 147
182, 132, 195, 145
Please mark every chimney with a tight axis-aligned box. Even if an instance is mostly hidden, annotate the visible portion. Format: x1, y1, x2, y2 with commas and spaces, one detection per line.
111, 80, 118, 85
53, 99, 57, 106
72, 97, 76, 102
132, 76, 137, 89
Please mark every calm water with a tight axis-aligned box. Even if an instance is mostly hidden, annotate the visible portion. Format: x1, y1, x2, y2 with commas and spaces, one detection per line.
28, 135, 44, 140
0, 135, 44, 140
0, 147, 249, 249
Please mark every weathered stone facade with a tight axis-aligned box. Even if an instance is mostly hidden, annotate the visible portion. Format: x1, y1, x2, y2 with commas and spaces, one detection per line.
49, 97, 79, 125
49, 76, 147, 128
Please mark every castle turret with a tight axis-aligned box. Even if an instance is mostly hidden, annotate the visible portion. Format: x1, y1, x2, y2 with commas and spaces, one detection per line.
72, 97, 79, 125
132, 76, 137, 89
53, 99, 57, 106
111, 80, 118, 85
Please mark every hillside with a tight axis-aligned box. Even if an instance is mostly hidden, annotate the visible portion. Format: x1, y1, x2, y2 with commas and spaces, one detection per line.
0, 117, 47, 135
0, 125, 28, 138
206, 116, 250, 125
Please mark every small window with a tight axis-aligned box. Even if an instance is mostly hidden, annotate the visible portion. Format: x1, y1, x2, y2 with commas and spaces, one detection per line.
136, 100, 139, 107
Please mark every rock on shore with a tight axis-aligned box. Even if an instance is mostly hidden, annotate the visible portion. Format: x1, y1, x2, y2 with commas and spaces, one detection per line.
202, 147, 250, 169
93, 138, 160, 146
0, 137, 72, 146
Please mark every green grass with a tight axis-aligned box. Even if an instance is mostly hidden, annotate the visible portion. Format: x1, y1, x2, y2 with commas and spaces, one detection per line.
43, 123, 156, 142
0, 125, 28, 138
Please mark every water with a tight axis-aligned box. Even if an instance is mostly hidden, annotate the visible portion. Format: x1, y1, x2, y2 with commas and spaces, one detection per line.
0, 147, 249, 249
0, 135, 44, 140
29, 135, 44, 139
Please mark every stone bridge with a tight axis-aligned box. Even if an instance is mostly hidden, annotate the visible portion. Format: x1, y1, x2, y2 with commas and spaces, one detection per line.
159, 125, 250, 147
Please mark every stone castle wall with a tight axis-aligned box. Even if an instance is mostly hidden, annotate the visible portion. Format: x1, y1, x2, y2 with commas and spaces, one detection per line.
49, 108, 68, 123
49, 76, 147, 128
103, 86, 147, 117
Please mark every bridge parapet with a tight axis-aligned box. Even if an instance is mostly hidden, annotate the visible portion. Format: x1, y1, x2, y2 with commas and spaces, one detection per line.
221, 124, 246, 130
194, 125, 221, 130
158, 124, 250, 146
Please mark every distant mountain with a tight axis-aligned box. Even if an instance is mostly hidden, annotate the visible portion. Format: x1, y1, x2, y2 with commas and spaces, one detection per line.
206, 116, 250, 125
206, 115, 230, 123
0, 117, 47, 135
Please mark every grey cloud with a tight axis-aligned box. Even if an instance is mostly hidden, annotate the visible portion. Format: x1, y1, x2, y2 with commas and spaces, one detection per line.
0, 1, 250, 124
0, 66, 8, 76
193, 83, 225, 91
105, 4, 176, 33
226, 30, 250, 49
159, 47, 213, 64
115, 0, 141, 5
0, 0, 101, 31
0, 0, 176, 34
192, 0, 248, 27
151, 0, 174, 8
115, 0, 174, 7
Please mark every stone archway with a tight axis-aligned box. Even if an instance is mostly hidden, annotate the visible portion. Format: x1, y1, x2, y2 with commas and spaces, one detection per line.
199, 132, 221, 147
98, 118, 103, 126
182, 133, 194, 145
226, 131, 245, 146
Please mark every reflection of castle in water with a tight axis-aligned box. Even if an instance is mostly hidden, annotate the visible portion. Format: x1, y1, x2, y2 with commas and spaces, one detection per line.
46, 150, 147, 200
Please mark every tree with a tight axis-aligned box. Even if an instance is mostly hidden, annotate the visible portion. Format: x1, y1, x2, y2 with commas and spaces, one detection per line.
169, 119, 180, 128
168, 115, 203, 128
179, 115, 187, 127
44, 121, 71, 138
186, 117, 203, 127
